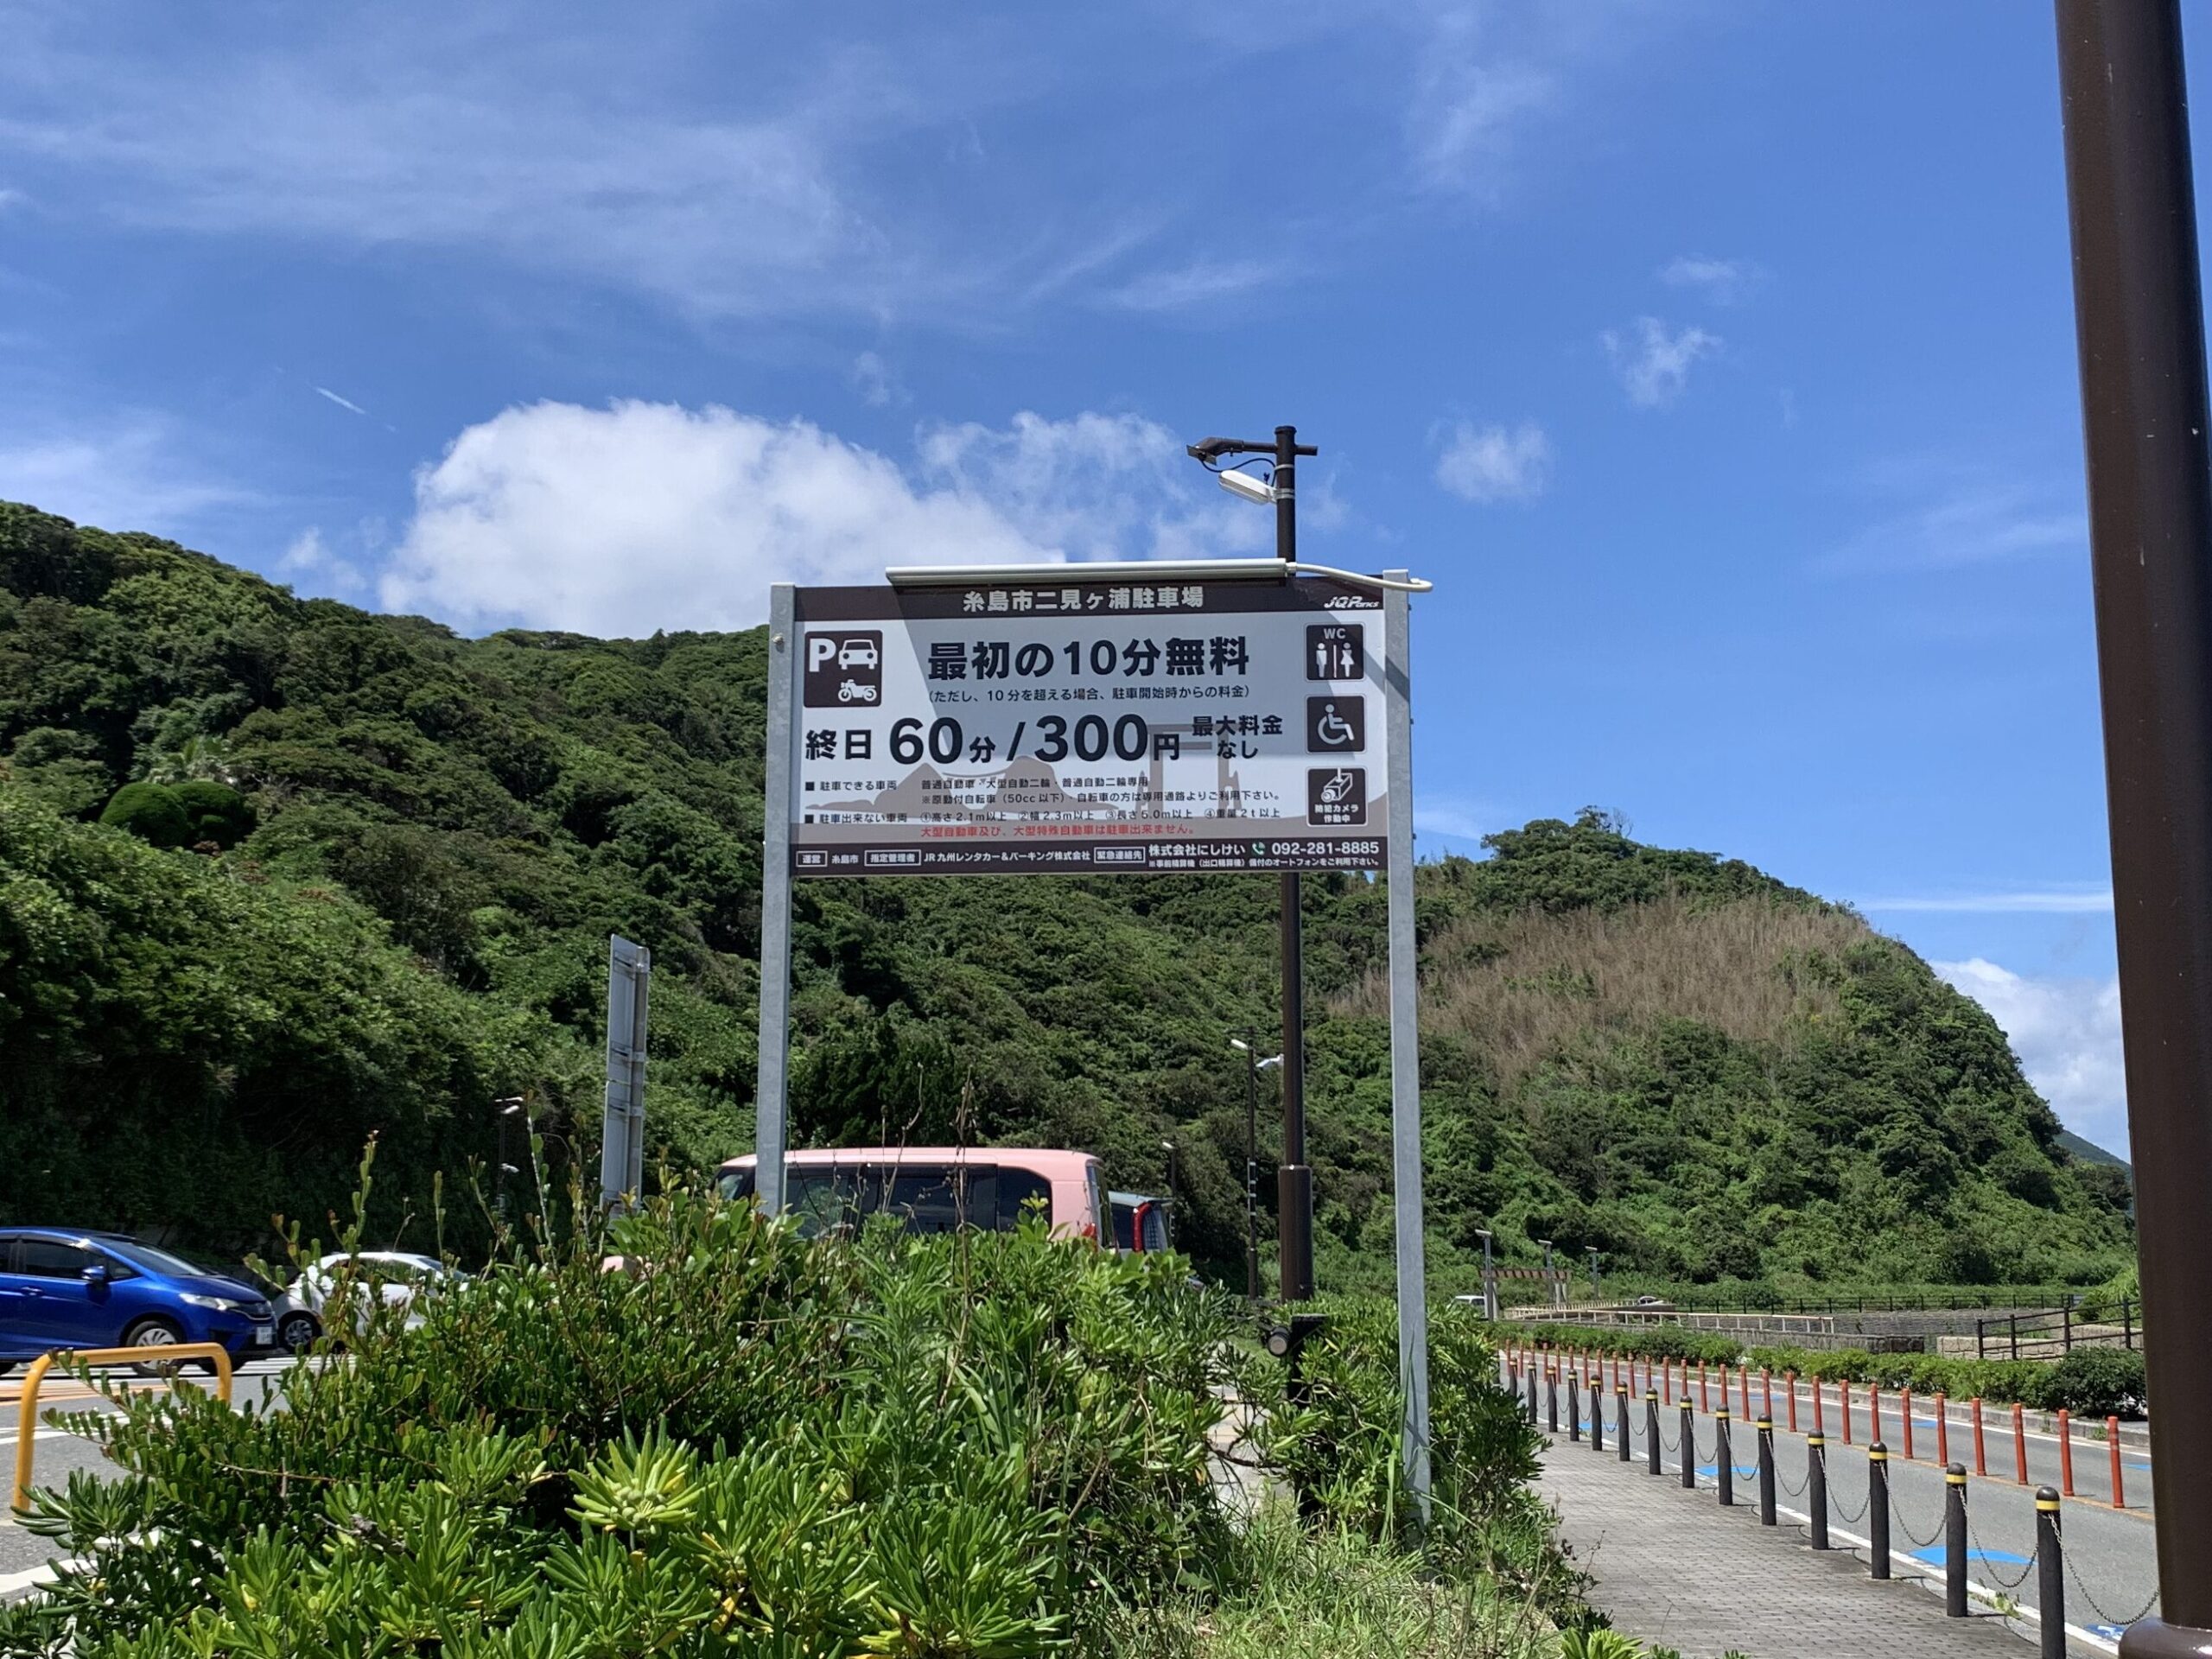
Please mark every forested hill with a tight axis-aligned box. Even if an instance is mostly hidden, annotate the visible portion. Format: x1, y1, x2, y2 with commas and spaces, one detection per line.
0, 503, 2133, 1289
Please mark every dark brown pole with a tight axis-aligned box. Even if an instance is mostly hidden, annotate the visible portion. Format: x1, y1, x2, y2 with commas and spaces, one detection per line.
2055, 2, 2212, 1644
1274, 423, 1315, 1301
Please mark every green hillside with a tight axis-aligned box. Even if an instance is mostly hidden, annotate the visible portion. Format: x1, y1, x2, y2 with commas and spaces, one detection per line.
0, 502, 2133, 1288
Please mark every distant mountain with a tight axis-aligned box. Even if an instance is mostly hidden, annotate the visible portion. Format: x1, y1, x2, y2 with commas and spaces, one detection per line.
0, 501, 2135, 1291
2057, 1129, 2133, 1176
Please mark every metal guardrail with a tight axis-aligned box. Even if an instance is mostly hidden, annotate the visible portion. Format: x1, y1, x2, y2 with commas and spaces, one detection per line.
1976, 1301, 2139, 1359
9, 1344, 234, 1516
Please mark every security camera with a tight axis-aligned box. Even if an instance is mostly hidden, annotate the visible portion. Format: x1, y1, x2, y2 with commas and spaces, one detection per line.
1217, 467, 1275, 505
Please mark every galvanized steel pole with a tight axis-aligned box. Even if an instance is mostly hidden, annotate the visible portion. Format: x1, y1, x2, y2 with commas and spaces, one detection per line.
2055, 3, 2212, 1643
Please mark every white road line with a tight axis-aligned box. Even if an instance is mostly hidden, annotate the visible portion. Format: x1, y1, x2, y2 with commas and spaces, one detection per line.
0, 1559, 76, 1599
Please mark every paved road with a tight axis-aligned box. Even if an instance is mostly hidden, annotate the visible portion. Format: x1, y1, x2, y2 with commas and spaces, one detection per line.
1541, 1433, 2069, 1658
1, 1357, 296, 1592
1516, 1355, 2161, 1649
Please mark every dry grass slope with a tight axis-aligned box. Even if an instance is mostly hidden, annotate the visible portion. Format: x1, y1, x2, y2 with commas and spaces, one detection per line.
1341, 894, 1867, 1090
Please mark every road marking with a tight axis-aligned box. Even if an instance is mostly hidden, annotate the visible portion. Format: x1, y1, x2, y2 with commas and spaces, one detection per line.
0, 1560, 76, 1599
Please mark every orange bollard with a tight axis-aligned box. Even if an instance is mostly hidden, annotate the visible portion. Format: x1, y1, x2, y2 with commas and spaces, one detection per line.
1871, 1383, 1883, 1446
1935, 1392, 1949, 1468
1902, 1389, 1915, 1461
2058, 1409, 2075, 1496
1761, 1365, 1773, 1422
2108, 1418, 2126, 1510
2012, 1402, 2029, 1484
1740, 1363, 1752, 1419
1812, 1373, 1824, 1434
1841, 1377, 1853, 1446
1700, 1361, 1710, 1412
1785, 1370, 1798, 1433
1972, 1397, 1987, 1476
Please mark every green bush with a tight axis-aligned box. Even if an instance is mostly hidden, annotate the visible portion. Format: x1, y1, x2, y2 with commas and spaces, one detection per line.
96, 780, 192, 848
0, 1180, 1562, 1658
166, 779, 253, 848
2022, 1348, 2146, 1418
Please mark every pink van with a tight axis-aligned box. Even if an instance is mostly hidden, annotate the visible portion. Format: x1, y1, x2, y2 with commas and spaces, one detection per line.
715, 1147, 1108, 1243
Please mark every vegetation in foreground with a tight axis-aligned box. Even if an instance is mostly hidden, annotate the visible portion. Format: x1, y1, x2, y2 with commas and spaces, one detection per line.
0, 502, 2133, 1294
0, 1173, 1576, 1658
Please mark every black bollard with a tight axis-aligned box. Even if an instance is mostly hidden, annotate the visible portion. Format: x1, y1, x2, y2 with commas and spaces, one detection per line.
1757, 1418, 1777, 1525
1589, 1376, 1604, 1452
1567, 1370, 1580, 1443
1527, 1362, 1539, 1425
1548, 1366, 1559, 1433
1869, 1443, 1891, 1579
2036, 1487, 2063, 1659
1680, 1399, 1696, 1489
1808, 1433, 1830, 1550
1717, 1408, 1733, 1506
1944, 1464, 1968, 1617
1645, 1390, 1661, 1475
1618, 1387, 1632, 1462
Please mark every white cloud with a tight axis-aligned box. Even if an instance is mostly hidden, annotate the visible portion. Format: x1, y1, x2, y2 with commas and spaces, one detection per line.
1602, 316, 1721, 408
1936, 959, 2129, 1158
1817, 483, 2084, 576
849, 353, 903, 409
0, 416, 247, 534
1859, 889, 2113, 914
1414, 798, 1496, 843
1658, 255, 1764, 304
378, 401, 1268, 636
1103, 257, 1286, 314
1433, 420, 1550, 504
278, 526, 366, 596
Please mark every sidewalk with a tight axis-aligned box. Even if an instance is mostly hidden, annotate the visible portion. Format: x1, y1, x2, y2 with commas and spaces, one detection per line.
1539, 1439, 2050, 1659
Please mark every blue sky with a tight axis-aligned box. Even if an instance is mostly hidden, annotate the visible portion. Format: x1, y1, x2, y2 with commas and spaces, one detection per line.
1, 0, 2171, 1154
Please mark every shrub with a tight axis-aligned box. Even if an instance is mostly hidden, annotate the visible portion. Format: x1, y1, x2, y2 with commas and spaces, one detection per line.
2023, 1348, 2146, 1418
96, 781, 191, 848
166, 779, 254, 848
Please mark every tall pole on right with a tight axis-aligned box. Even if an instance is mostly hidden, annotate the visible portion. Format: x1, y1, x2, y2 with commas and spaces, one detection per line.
2055, 3, 2212, 1645
1274, 423, 1316, 1302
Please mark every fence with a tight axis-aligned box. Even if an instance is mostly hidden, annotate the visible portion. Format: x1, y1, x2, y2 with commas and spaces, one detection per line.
1502, 1336, 2158, 1648
1976, 1300, 2139, 1359
1604, 1285, 2086, 1317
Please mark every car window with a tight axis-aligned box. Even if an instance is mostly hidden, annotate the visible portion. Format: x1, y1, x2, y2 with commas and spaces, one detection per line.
16, 1239, 95, 1279
877, 1164, 995, 1235
104, 1240, 207, 1278
717, 1168, 755, 1203
998, 1170, 1051, 1229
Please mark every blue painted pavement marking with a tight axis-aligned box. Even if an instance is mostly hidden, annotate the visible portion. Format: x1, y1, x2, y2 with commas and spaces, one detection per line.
1909, 1546, 2030, 1566
2089, 1626, 2130, 1640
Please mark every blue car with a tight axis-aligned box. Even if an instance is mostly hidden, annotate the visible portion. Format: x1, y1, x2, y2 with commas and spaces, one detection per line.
0, 1229, 276, 1374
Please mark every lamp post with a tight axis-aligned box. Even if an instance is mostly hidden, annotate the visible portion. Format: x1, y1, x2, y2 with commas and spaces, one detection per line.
1187, 424, 1322, 1300
1231, 1036, 1284, 1300
493, 1097, 526, 1223
1540, 1239, 1556, 1311
1587, 1248, 1603, 1304
1476, 1228, 1496, 1320
2055, 5, 2212, 1639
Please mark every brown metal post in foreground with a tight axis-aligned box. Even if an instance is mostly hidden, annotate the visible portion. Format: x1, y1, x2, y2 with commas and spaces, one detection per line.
2056, 2, 2212, 1643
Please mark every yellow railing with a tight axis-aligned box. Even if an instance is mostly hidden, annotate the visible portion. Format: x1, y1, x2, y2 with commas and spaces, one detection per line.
9, 1343, 233, 1516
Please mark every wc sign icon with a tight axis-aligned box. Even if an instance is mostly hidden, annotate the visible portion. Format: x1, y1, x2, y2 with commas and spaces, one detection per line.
804, 631, 883, 708
1307, 623, 1363, 681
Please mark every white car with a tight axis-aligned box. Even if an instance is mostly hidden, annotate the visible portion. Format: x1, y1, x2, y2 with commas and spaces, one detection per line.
286, 1252, 469, 1336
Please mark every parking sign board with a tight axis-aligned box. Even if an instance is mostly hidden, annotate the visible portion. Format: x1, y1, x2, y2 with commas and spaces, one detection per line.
787, 573, 1389, 875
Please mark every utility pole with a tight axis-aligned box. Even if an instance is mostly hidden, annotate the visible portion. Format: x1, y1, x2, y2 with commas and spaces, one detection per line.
1476, 1228, 1496, 1320
599, 935, 651, 1214
1236, 1033, 1262, 1300
2055, 4, 2212, 1645
1186, 425, 1321, 1300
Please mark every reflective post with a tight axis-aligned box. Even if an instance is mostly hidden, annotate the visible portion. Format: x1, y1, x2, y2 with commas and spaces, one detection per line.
2110, 1416, 2126, 1509
1972, 1397, 1988, 1477
2059, 1408, 2075, 1496
2037, 1487, 2066, 1659
1945, 1464, 1969, 1617
1758, 1417, 1777, 1525
1869, 1443, 1891, 1580
1936, 1390, 1951, 1469
1717, 1408, 1734, 1507
1808, 1433, 1830, 1550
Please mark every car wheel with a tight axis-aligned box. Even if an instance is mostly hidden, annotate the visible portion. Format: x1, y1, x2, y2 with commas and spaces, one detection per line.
122, 1316, 188, 1377
277, 1311, 321, 1353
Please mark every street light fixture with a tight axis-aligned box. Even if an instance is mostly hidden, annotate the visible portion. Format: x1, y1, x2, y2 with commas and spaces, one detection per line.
1188, 423, 1321, 1301
1160, 1140, 1179, 1249
493, 1097, 526, 1223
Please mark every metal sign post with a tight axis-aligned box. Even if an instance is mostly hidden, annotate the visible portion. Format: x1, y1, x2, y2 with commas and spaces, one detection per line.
1382, 569, 1431, 1519
753, 586, 796, 1217
599, 933, 651, 1212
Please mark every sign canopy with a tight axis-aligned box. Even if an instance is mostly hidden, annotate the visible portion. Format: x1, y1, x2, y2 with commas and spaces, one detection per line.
788, 570, 1389, 877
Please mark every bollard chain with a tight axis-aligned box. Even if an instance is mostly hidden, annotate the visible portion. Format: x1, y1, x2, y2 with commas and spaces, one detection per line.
1830, 1482, 1870, 1525
1965, 1518, 2038, 1592
1891, 1493, 1948, 1550
2059, 1548, 2161, 1630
